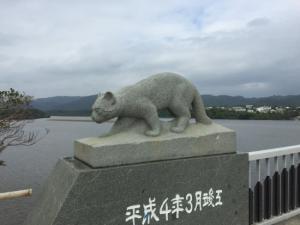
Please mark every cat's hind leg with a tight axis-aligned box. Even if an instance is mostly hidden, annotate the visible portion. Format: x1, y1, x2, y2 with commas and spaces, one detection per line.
169, 101, 191, 133
141, 103, 161, 137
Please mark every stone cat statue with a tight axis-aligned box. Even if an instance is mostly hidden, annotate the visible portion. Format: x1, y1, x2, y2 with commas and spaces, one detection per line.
91, 72, 212, 136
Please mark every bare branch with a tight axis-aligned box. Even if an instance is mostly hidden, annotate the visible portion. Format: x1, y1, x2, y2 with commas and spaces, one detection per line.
0, 121, 49, 151
0, 89, 49, 161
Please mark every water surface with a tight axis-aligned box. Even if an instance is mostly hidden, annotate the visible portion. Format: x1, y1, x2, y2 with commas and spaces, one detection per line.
0, 119, 299, 225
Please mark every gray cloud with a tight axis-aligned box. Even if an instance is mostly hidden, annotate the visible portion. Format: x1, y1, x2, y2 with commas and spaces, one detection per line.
247, 18, 270, 27
0, 32, 21, 46
0, 0, 300, 98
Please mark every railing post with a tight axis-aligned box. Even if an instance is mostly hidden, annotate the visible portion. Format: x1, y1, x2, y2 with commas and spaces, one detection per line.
289, 154, 296, 210
297, 153, 300, 208
273, 156, 281, 216
282, 155, 289, 213
295, 154, 298, 208
249, 161, 254, 224
255, 159, 264, 222
264, 158, 272, 219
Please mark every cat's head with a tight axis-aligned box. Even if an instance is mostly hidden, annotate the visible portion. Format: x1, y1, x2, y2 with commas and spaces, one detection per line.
91, 92, 119, 123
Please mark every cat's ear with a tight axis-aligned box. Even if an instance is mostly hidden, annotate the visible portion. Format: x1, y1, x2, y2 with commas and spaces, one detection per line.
103, 91, 116, 105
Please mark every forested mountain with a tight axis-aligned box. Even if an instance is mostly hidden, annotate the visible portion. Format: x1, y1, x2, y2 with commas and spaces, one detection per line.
31, 94, 300, 116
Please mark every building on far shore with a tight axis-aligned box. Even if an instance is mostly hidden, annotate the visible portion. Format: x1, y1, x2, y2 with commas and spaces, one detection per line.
232, 106, 247, 112
274, 107, 285, 114
256, 106, 272, 113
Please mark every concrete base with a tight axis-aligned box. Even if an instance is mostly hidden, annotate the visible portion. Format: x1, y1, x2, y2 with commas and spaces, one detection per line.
277, 214, 300, 225
24, 153, 248, 225
74, 121, 236, 168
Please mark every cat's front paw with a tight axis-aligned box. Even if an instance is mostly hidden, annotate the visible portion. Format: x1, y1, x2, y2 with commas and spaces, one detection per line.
170, 126, 185, 133
145, 128, 160, 137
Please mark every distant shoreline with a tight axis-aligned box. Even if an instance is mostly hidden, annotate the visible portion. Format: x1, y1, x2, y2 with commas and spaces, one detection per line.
48, 116, 115, 122
48, 116, 93, 122
46, 116, 300, 122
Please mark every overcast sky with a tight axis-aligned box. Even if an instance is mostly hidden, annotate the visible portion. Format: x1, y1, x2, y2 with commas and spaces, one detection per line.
0, 0, 299, 98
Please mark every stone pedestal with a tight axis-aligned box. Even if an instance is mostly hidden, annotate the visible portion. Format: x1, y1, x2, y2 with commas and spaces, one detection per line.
25, 123, 249, 225
74, 122, 236, 168
24, 156, 249, 225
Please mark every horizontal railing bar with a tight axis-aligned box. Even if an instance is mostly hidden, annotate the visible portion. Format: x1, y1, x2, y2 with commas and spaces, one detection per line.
254, 207, 300, 225
248, 145, 300, 161
0, 189, 32, 201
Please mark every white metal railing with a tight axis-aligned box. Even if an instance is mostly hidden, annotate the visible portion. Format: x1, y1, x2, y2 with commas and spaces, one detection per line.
249, 145, 300, 161
248, 145, 300, 224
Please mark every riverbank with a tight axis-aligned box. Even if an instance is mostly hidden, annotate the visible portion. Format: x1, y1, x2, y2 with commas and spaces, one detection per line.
206, 108, 300, 120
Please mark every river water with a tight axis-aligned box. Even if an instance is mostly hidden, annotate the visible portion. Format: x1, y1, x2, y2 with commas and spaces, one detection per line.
0, 119, 300, 225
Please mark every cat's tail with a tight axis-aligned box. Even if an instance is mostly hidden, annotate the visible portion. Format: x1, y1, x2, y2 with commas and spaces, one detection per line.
192, 90, 212, 125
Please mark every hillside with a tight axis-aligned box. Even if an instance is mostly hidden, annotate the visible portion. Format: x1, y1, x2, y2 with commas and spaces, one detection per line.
31, 95, 97, 116
31, 96, 82, 111
31, 94, 300, 116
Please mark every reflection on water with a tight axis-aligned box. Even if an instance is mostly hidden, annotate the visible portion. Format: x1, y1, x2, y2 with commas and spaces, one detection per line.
0, 119, 300, 225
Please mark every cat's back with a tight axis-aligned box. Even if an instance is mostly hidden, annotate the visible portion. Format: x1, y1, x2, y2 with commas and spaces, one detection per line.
139, 72, 188, 85
118, 72, 194, 106
132, 72, 192, 93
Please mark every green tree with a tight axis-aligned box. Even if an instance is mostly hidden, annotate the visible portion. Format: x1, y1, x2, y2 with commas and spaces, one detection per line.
0, 89, 48, 165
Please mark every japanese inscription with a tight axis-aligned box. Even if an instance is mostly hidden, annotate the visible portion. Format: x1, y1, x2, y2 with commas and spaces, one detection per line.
125, 188, 223, 225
